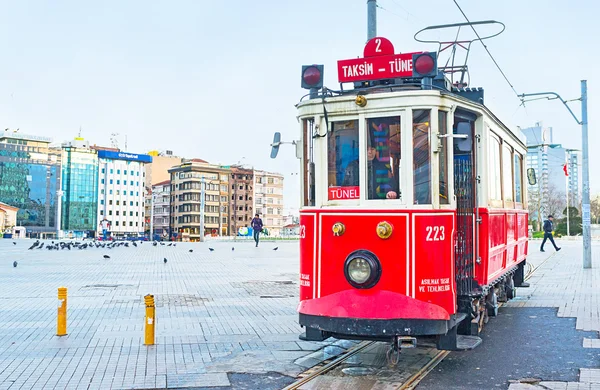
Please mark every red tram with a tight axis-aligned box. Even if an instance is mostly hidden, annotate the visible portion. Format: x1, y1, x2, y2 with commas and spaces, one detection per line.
272, 31, 531, 354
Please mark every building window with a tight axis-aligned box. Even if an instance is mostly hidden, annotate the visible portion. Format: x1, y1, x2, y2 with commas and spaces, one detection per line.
129, 221, 133, 227
130, 201, 134, 206
109, 200, 113, 205
109, 210, 112, 215
102, 168, 105, 174
130, 191, 133, 196
136, 222, 139, 226
116, 200, 120, 205
268, 178, 274, 184
110, 169, 114, 174
116, 211, 120, 216
124, 170, 127, 175
136, 212, 139, 216
117, 180, 120, 185
101, 189, 105, 194
109, 190, 113, 194
100, 210, 104, 215
116, 190, 120, 195
100, 200, 104, 205
101, 179, 105, 184
117, 169, 120, 174
115, 221, 119, 226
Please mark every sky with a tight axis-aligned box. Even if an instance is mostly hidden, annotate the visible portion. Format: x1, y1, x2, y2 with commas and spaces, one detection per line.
0, 0, 598, 211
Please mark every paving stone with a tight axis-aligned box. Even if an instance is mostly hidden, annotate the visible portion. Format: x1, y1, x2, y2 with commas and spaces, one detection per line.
0, 240, 340, 389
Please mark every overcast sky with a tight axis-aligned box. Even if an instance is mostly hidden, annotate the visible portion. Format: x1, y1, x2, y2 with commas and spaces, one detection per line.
0, 0, 598, 211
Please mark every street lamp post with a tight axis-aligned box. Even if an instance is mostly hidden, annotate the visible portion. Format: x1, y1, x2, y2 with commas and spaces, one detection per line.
520, 80, 591, 269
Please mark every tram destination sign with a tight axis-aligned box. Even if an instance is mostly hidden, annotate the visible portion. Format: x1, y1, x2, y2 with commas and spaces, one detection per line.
337, 52, 420, 83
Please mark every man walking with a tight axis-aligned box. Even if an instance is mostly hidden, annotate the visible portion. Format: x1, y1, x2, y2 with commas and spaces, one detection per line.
251, 214, 263, 247
99, 218, 111, 240
540, 215, 561, 252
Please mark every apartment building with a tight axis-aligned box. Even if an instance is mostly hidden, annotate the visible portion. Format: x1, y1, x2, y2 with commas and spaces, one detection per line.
169, 160, 230, 241
253, 170, 284, 236
229, 166, 254, 235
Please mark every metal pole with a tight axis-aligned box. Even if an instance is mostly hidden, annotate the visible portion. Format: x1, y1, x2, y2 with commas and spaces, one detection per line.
367, 0, 377, 41
200, 178, 205, 242
566, 156, 570, 237
149, 192, 154, 240
581, 80, 591, 268
56, 190, 63, 239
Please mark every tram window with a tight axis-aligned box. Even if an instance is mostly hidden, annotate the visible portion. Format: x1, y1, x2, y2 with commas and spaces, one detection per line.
438, 111, 449, 204
413, 110, 431, 204
329, 120, 359, 198
366, 116, 401, 199
514, 153, 523, 203
489, 135, 502, 201
502, 145, 514, 202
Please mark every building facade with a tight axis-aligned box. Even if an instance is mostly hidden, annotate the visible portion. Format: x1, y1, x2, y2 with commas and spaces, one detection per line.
0, 201, 18, 234
60, 138, 99, 238
229, 166, 254, 235
0, 131, 61, 237
150, 180, 170, 239
522, 123, 580, 213
253, 170, 284, 237
97, 149, 152, 237
169, 160, 230, 241
145, 150, 182, 188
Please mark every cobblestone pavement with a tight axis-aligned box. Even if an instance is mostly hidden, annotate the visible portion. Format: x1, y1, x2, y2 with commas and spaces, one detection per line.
0, 240, 339, 390
504, 240, 600, 390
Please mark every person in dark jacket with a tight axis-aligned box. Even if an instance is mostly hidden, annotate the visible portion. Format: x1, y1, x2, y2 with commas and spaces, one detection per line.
540, 215, 561, 252
251, 214, 263, 247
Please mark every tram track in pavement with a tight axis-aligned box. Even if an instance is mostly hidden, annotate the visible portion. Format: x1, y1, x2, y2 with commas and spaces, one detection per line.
283, 259, 546, 390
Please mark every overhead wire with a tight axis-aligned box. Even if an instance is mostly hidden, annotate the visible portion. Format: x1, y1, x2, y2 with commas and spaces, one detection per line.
451, 0, 520, 99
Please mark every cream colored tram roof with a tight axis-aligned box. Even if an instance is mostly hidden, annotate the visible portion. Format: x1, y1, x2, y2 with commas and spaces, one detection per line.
296, 89, 526, 149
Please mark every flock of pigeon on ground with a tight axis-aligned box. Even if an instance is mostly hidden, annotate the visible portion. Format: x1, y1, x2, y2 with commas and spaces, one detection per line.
10, 240, 278, 268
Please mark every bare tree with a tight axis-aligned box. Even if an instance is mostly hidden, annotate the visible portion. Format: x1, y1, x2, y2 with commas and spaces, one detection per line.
545, 182, 566, 218
591, 194, 600, 224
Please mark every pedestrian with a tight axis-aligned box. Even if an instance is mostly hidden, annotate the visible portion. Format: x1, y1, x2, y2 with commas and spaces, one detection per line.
99, 218, 111, 241
251, 213, 263, 247
540, 215, 561, 252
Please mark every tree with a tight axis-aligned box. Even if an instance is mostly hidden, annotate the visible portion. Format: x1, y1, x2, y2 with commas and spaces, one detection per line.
555, 206, 582, 236
527, 182, 566, 231
591, 195, 600, 224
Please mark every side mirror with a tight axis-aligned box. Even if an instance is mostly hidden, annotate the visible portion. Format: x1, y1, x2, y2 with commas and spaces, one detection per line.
270, 132, 281, 159
527, 168, 537, 185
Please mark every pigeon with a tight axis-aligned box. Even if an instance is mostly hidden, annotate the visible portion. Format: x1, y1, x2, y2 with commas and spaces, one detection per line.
133, 242, 138, 247
103, 255, 110, 259
38, 243, 44, 249
232, 247, 235, 251
168, 243, 172, 247
273, 247, 279, 251
189, 249, 193, 253
163, 258, 167, 264
208, 248, 214, 252
13, 261, 17, 268
12, 242, 16, 245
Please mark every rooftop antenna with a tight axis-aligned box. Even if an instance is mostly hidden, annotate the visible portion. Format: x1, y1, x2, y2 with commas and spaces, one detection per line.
78, 126, 82, 138
110, 133, 120, 150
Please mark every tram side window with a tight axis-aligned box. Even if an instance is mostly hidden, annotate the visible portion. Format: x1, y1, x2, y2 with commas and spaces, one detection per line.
489, 135, 502, 201
366, 116, 401, 199
502, 145, 514, 202
438, 111, 449, 204
514, 153, 523, 203
329, 120, 359, 198
413, 110, 431, 204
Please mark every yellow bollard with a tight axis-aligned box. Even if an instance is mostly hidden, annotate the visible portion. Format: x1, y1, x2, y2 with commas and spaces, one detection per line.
144, 294, 155, 345
57, 287, 67, 336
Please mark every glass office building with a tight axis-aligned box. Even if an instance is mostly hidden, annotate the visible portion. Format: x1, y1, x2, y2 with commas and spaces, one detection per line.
0, 131, 61, 237
61, 139, 99, 237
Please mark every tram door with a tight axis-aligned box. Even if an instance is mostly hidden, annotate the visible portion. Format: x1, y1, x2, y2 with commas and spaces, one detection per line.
453, 111, 477, 297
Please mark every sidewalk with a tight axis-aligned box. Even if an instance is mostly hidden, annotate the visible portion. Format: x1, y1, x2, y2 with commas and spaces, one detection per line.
506, 240, 600, 389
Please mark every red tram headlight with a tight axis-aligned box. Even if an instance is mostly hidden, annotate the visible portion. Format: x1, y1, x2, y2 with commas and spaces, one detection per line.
344, 250, 382, 289
412, 53, 437, 78
301, 65, 324, 89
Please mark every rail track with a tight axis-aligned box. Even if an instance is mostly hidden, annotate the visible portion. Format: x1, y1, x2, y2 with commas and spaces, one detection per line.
283, 257, 548, 390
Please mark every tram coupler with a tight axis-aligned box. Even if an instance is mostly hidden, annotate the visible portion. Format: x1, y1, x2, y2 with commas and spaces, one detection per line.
397, 336, 417, 349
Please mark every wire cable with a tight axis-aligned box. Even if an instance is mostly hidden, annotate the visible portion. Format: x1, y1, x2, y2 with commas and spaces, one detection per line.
451, 0, 520, 98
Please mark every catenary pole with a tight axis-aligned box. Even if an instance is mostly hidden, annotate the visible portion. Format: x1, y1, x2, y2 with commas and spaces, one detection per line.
581, 80, 591, 268
367, 0, 377, 41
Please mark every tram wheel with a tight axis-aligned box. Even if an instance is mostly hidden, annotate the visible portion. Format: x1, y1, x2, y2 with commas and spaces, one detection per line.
505, 276, 515, 300
486, 291, 499, 317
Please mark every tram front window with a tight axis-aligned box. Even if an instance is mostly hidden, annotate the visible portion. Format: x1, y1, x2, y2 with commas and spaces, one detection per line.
413, 109, 431, 204
328, 120, 359, 200
366, 116, 401, 200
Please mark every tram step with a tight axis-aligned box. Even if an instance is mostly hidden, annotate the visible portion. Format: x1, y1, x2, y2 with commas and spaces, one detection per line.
437, 326, 482, 351
455, 335, 482, 350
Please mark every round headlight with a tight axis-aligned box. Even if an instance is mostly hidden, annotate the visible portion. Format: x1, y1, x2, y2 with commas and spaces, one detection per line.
347, 258, 371, 284
344, 250, 381, 289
